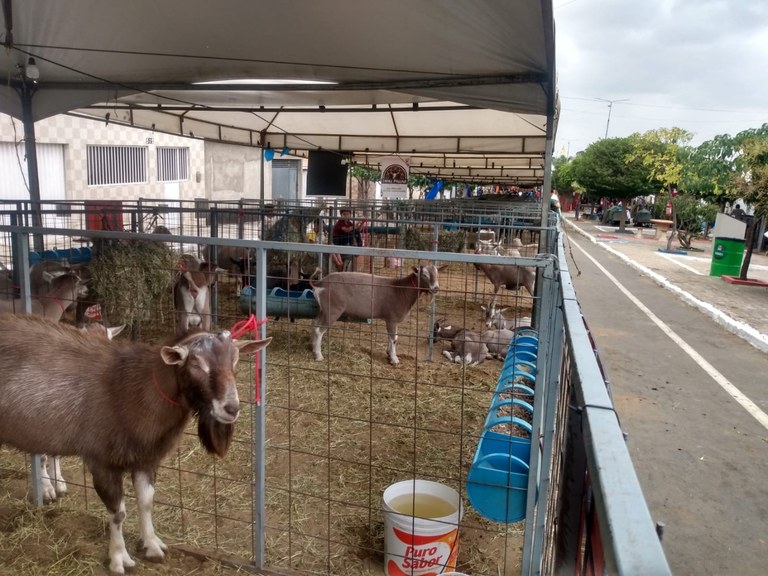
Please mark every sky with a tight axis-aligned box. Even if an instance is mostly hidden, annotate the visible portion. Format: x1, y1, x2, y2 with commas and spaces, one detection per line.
553, 0, 768, 156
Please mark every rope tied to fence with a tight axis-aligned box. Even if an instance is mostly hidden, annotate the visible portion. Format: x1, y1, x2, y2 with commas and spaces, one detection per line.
229, 314, 269, 405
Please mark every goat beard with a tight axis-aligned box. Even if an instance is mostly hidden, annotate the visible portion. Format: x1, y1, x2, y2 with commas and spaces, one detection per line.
196, 409, 234, 457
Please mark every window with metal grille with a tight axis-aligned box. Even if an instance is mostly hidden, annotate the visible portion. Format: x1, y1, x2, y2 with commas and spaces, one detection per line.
87, 145, 148, 186
157, 147, 189, 182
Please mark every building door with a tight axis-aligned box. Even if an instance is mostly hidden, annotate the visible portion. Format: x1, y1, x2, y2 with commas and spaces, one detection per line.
272, 159, 300, 201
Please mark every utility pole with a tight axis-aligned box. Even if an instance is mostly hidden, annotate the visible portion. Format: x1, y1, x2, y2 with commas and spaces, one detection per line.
595, 98, 629, 138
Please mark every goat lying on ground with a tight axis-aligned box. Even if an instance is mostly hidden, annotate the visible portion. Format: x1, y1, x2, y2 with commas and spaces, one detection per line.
39, 322, 127, 502
481, 304, 533, 330
480, 328, 515, 359
440, 328, 488, 365
0, 314, 270, 574
0, 270, 86, 321
174, 262, 224, 333
311, 265, 445, 365
433, 319, 514, 362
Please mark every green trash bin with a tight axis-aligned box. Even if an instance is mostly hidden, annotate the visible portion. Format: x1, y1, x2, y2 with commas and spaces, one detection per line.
710, 237, 745, 277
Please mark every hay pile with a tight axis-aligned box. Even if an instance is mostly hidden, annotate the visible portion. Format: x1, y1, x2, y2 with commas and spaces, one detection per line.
403, 228, 467, 253
90, 239, 178, 327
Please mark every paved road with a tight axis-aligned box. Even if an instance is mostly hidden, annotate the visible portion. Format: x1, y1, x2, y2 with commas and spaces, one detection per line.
565, 227, 768, 576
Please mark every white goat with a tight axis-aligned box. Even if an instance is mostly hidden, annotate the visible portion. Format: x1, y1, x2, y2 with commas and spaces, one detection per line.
173, 262, 224, 333
311, 265, 445, 365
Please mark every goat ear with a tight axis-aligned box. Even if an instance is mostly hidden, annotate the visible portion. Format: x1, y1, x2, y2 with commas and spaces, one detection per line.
480, 305, 487, 312
161, 345, 190, 365
235, 337, 272, 356
411, 266, 420, 275
106, 324, 126, 339
437, 264, 448, 272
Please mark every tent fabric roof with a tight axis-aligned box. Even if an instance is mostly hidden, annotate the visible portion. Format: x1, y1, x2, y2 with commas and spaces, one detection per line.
1, 0, 557, 185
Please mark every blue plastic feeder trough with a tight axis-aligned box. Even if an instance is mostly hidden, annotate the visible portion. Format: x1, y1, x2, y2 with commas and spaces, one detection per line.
466, 332, 538, 523
240, 286, 372, 323
467, 421, 532, 523
240, 286, 320, 319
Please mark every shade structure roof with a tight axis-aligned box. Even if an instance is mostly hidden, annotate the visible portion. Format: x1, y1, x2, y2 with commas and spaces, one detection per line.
0, 0, 557, 185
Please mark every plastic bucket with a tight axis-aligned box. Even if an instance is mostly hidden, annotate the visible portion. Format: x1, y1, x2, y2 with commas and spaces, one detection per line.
382, 480, 464, 576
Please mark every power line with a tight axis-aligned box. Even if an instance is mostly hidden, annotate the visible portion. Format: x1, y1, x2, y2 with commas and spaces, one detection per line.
562, 95, 767, 116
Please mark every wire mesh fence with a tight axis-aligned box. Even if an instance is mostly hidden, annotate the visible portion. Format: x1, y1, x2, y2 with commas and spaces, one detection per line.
0, 199, 668, 576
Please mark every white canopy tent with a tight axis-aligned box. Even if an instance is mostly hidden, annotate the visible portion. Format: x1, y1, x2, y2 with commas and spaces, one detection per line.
0, 0, 557, 188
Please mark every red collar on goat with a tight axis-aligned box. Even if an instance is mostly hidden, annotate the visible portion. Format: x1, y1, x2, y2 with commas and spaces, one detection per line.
152, 370, 182, 407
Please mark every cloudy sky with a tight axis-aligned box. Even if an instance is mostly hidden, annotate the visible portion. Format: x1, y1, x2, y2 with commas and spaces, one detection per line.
553, 0, 768, 156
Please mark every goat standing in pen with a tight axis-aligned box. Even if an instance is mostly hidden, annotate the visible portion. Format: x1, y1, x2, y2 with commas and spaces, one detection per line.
174, 261, 224, 333
311, 264, 445, 365
0, 314, 270, 575
474, 238, 536, 313
39, 322, 127, 502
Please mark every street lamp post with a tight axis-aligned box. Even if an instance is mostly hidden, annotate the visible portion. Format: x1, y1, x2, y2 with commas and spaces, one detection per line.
596, 98, 629, 138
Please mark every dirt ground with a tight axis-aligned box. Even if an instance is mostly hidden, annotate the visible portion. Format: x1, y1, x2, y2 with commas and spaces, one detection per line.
0, 260, 534, 576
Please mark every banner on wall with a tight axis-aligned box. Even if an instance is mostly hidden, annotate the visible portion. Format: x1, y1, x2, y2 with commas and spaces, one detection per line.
379, 156, 409, 199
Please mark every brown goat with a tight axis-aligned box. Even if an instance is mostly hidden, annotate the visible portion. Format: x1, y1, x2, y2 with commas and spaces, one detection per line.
311, 265, 445, 365
473, 260, 535, 311
39, 322, 127, 502
0, 270, 86, 321
0, 314, 270, 574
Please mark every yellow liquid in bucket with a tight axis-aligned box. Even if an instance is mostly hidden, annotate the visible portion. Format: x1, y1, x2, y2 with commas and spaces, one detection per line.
389, 493, 456, 518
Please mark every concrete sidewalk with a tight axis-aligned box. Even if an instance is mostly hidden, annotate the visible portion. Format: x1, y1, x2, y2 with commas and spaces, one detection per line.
562, 214, 768, 353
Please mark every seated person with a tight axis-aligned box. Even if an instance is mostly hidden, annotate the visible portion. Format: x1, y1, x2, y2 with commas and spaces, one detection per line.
331, 209, 361, 270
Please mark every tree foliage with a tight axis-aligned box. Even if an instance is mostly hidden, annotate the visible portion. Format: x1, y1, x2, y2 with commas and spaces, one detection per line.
672, 194, 718, 250
679, 134, 740, 205
734, 124, 768, 220
571, 137, 659, 200
552, 155, 578, 195
349, 164, 380, 201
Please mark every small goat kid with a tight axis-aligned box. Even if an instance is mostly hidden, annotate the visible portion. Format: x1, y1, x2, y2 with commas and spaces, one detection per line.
312, 265, 445, 365
0, 314, 270, 575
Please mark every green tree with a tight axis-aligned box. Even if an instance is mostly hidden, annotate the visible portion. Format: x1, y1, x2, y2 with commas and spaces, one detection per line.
349, 164, 380, 201
678, 134, 740, 207
732, 124, 768, 278
552, 155, 577, 195
408, 174, 432, 199
631, 128, 693, 248
671, 194, 718, 250
571, 137, 658, 230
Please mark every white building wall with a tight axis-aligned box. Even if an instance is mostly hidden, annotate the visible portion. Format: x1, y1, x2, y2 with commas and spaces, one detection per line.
0, 113, 312, 204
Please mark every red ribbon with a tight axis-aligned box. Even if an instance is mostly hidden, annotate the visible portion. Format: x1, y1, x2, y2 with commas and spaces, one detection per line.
229, 314, 268, 405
